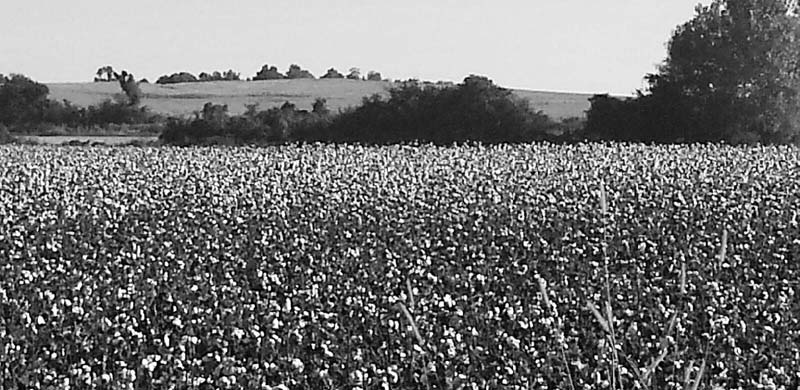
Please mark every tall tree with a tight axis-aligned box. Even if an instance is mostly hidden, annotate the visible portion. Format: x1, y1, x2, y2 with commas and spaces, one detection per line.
113, 70, 142, 106
0, 74, 50, 124
648, 0, 800, 143
95, 66, 115, 82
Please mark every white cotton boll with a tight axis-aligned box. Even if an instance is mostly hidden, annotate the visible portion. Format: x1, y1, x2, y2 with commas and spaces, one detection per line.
291, 358, 304, 372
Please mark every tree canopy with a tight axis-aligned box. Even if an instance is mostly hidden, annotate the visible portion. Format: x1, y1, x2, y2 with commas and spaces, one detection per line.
587, 0, 800, 144
253, 65, 285, 80
320, 68, 344, 79
285, 64, 315, 79
0, 75, 50, 125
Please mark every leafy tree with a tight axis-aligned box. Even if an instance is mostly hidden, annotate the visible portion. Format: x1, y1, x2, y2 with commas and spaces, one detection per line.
0, 74, 50, 125
113, 70, 142, 106
95, 66, 115, 82
253, 64, 285, 80
366, 71, 383, 81
285, 64, 315, 79
346, 67, 361, 80
320, 68, 344, 79
312, 98, 330, 115
588, 0, 800, 144
222, 69, 240, 81
319, 75, 556, 144
157, 72, 199, 84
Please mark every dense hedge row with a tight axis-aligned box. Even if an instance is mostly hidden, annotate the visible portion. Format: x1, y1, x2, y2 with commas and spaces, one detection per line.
159, 76, 580, 145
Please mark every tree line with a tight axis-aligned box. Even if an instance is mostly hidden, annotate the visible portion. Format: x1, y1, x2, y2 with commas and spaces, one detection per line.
92, 64, 385, 85
159, 76, 579, 146
5, 0, 800, 145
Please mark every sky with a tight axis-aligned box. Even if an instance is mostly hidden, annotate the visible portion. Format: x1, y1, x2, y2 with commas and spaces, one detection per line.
0, 0, 710, 95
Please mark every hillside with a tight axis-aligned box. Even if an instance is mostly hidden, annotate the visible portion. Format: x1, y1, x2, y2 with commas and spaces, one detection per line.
46, 79, 595, 120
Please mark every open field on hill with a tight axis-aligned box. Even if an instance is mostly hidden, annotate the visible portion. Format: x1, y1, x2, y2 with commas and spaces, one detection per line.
1, 144, 798, 389
46, 79, 595, 120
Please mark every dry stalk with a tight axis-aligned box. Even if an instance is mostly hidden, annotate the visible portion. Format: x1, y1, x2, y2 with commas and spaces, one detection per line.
395, 302, 425, 348
406, 278, 416, 312
683, 360, 695, 388
687, 357, 707, 390
680, 261, 687, 295
717, 229, 728, 270
586, 302, 610, 333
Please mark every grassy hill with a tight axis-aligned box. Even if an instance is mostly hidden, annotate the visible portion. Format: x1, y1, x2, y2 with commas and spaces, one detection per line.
47, 79, 596, 120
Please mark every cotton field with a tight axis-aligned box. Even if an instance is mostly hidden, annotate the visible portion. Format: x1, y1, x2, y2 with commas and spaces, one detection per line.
0, 143, 798, 389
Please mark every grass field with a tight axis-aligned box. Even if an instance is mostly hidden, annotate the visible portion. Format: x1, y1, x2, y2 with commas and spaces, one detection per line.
1, 143, 798, 389
46, 79, 596, 120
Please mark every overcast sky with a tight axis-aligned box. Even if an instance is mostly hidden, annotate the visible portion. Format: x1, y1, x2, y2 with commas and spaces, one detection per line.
0, 0, 709, 95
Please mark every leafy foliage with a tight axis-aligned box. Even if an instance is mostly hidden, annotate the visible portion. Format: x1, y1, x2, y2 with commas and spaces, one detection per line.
198, 70, 240, 82
0, 144, 799, 389
316, 75, 559, 144
320, 68, 344, 79
0, 74, 50, 125
161, 76, 571, 145
156, 72, 200, 84
94, 65, 115, 82
253, 64, 285, 81
113, 70, 142, 106
160, 100, 331, 145
346, 67, 361, 80
366, 71, 383, 81
587, 0, 800, 144
285, 64, 315, 79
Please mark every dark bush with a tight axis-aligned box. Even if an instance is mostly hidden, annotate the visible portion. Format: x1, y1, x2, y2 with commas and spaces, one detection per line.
85, 98, 152, 125
156, 72, 199, 84
197, 70, 240, 82
317, 75, 558, 144
0, 124, 15, 144
0, 74, 50, 125
320, 68, 344, 79
160, 101, 331, 145
346, 68, 361, 80
253, 65, 285, 80
285, 64, 315, 79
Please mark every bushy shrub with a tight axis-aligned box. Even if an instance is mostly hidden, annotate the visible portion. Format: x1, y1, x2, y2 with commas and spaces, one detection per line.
160, 100, 332, 145
320, 68, 344, 79
0, 74, 50, 125
85, 98, 152, 125
156, 72, 199, 84
317, 75, 559, 144
346, 67, 361, 80
285, 64, 315, 79
0, 124, 15, 144
253, 65, 285, 80
198, 70, 240, 82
